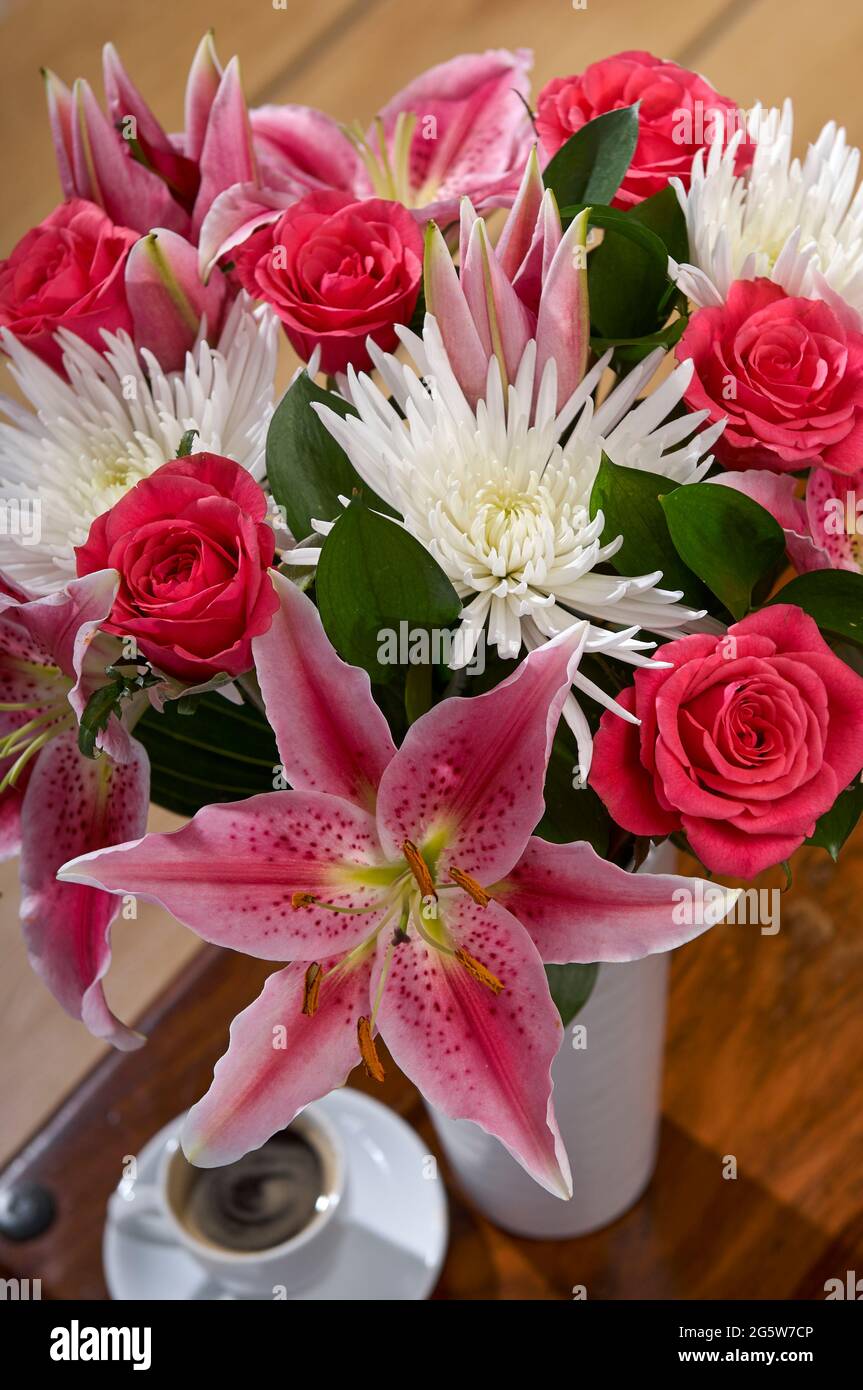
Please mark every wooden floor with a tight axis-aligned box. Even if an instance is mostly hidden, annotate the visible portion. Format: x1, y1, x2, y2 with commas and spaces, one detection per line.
1, 0, 863, 1295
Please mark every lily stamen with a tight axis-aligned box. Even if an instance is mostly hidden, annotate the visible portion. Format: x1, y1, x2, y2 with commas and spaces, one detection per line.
357, 1016, 386, 1082
449, 867, 491, 907
455, 946, 505, 995
302, 962, 322, 1016
402, 839, 437, 900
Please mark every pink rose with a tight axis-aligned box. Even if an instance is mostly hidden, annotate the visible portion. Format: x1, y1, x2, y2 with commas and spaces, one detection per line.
678, 280, 863, 475
536, 50, 749, 207
0, 199, 137, 371
589, 606, 863, 879
234, 191, 423, 374
75, 454, 279, 684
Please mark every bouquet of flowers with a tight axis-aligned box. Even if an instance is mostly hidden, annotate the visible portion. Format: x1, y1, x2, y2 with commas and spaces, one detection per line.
1, 37, 861, 1199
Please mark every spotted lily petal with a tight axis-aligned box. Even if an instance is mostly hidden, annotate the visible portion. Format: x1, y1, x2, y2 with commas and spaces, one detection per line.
182, 950, 373, 1166
252, 572, 396, 811
374, 48, 534, 219
375, 621, 588, 881
375, 896, 571, 1198
58, 790, 393, 961
494, 837, 742, 962
21, 731, 149, 1050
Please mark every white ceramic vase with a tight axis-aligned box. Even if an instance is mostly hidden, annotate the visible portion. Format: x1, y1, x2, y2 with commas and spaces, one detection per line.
427, 843, 674, 1239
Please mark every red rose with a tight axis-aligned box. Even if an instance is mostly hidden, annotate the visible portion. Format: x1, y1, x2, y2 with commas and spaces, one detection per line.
678, 280, 863, 475
234, 191, 423, 374
75, 454, 279, 684
0, 199, 137, 371
536, 50, 748, 207
590, 607, 863, 879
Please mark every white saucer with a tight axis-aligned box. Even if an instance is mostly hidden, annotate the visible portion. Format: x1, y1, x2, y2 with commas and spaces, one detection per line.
103, 1089, 448, 1300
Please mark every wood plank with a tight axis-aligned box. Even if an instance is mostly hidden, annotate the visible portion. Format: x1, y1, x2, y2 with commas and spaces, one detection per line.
2, 942, 856, 1300
683, 0, 863, 146
255, 0, 746, 114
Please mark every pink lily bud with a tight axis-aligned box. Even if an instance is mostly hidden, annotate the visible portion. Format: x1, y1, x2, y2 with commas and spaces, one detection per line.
125, 228, 227, 372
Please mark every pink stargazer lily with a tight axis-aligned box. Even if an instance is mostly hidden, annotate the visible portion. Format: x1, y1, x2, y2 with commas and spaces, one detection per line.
0, 572, 149, 1049
197, 48, 534, 277
424, 150, 590, 410
59, 573, 738, 1194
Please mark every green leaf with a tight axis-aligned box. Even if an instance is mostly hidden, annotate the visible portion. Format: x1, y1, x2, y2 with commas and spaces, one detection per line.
589, 457, 709, 609
661, 483, 786, 619
543, 104, 639, 208
560, 198, 685, 342
136, 691, 280, 818
767, 570, 863, 645
265, 372, 395, 542
315, 500, 461, 683
806, 779, 863, 860
545, 962, 600, 1028
78, 681, 124, 759
537, 722, 610, 855
627, 184, 689, 265
176, 429, 199, 457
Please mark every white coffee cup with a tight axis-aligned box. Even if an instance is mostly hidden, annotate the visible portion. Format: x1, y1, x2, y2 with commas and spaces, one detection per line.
109, 1105, 346, 1297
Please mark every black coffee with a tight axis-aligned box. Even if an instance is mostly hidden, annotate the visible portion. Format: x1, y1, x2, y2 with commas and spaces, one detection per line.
182, 1130, 325, 1252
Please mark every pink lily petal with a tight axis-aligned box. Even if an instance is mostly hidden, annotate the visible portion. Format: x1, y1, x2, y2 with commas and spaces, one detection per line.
58, 790, 392, 962
182, 950, 373, 1166
535, 207, 590, 410
250, 104, 363, 194
184, 31, 223, 164
0, 570, 130, 762
71, 77, 189, 234
125, 228, 227, 372
191, 57, 258, 239
493, 837, 741, 963
461, 218, 533, 383
512, 188, 563, 315
43, 69, 75, 199
423, 222, 488, 407
375, 622, 588, 882
21, 731, 149, 1050
252, 573, 396, 811
375, 896, 571, 1198
0, 781, 26, 860
806, 468, 861, 572
197, 182, 300, 281
375, 48, 533, 210
102, 42, 198, 205
495, 147, 545, 281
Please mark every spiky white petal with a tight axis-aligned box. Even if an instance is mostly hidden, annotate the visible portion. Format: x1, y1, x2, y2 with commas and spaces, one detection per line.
289, 316, 717, 745
672, 101, 863, 312
0, 295, 279, 594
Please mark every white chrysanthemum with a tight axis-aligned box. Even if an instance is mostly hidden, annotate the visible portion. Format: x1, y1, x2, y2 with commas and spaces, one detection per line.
285, 317, 721, 769
672, 101, 863, 312
0, 295, 279, 594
